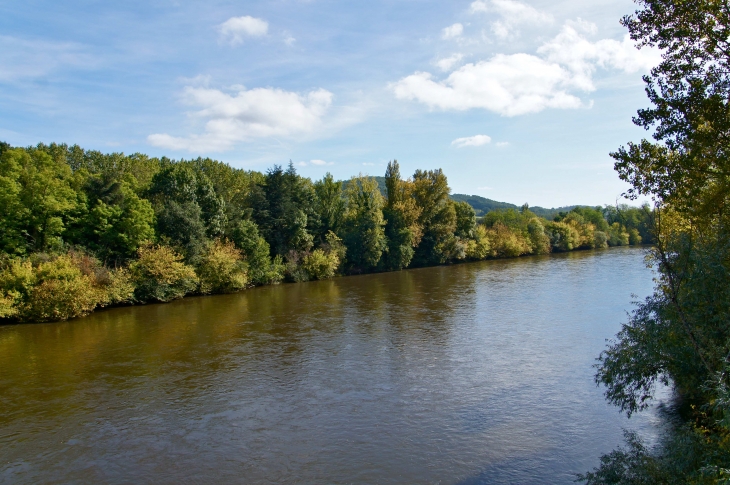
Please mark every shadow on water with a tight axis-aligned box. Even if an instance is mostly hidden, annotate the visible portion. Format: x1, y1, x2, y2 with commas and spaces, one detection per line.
0, 247, 665, 484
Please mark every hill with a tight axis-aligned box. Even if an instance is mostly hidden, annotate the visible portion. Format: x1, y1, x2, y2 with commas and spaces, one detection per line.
450, 194, 579, 220
341, 177, 582, 220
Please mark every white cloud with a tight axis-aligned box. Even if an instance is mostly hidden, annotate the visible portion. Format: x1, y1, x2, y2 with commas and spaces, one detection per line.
392, 54, 582, 116
310, 159, 334, 166
470, 0, 553, 40
148, 85, 333, 152
496, 141, 510, 147
435, 53, 464, 72
391, 20, 660, 117
0, 36, 96, 82
442, 23, 464, 40
537, 21, 661, 90
362, 162, 375, 166
452, 134, 491, 148
219, 16, 268, 45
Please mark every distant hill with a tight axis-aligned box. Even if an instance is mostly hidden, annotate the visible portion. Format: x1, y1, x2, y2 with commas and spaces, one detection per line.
450, 194, 579, 220
341, 177, 582, 220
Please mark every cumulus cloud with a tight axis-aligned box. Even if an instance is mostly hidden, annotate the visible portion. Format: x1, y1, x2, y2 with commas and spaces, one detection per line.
452, 135, 491, 148
392, 54, 582, 116
391, 20, 660, 117
219, 16, 268, 45
496, 141, 510, 147
537, 21, 661, 90
470, 0, 553, 40
442, 23, 464, 40
436, 53, 464, 72
148, 85, 333, 152
310, 159, 334, 166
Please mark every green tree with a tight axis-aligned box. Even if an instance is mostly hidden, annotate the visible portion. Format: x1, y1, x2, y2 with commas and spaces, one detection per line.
314, 172, 346, 240
411, 168, 456, 266
0, 147, 80, 254
382, 161, 422, 270
147, 164, 225, 262
585, 1, 730, 482
343, 175, 387, 271
230, 219, 283, 285
252, 164, 315, 256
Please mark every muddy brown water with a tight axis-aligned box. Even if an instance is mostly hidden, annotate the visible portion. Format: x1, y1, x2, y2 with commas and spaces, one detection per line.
0, 247, 663, 484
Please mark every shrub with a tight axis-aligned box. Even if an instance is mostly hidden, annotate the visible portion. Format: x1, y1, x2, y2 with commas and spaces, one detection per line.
594, 231, 609, 249
129, 244, 198, 302
285, 250, 310, 282
527, 218, 551, 255
0, 251, 132, 322
545, 221, 581, 252
607, 222, 630, 246
466, 225, 491, 260
628, 227, 642, 245
285, 232, 345, 282
196, 240, 248, 294
231, 219, 283, 285
487, 223, 531, 258
301, 249, 339, 280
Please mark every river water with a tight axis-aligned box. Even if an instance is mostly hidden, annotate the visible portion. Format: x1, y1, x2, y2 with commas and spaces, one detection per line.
0, 247, 663, 484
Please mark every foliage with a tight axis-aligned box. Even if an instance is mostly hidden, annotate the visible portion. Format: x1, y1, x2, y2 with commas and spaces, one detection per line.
129, 244, 198, 302
411, 168, 456, 266
342, 175, 387, 271
0, 251, 133, 322
585, 0, 730, 482
230, 219, 282, 285
314, 173, 346, 240
196, 240, 248, 294
251, 163, 316, 257
0, 140, 650, 323
0, 147, 80, 255
382, 161, 423, 271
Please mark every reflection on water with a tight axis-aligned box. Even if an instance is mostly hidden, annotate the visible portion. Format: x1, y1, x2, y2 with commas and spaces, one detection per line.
0, 247, 660, 484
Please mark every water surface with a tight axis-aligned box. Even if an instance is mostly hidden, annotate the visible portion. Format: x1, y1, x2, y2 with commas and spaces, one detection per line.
0, 247, 661, 484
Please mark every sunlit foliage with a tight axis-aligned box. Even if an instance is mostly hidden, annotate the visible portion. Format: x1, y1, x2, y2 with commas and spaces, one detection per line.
0, 142, 648, 323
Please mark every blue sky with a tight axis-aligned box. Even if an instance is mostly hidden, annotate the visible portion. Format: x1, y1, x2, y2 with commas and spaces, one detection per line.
0, 0, 658, 207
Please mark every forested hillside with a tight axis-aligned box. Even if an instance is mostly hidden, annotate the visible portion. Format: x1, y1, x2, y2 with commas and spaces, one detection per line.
0, 143, 651, 323
450, 193, 578, 219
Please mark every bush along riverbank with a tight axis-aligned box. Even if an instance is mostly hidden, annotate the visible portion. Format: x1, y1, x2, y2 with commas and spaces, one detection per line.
0, 142, 653, 323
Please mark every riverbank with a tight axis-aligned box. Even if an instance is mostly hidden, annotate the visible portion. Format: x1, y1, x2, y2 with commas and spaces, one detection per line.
0, 243, 650, 325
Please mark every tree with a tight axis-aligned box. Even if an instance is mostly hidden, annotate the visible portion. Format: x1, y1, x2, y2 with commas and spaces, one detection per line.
586, 1, 730, 482
253, 164, 315, 256
0, 147, 80, 254
342, 175, 387, 271
147, 164, 225, 262
411, 168, 456, 266
381, 161, 422, 270
314, 172, 346, 240
612, 1, 730, 220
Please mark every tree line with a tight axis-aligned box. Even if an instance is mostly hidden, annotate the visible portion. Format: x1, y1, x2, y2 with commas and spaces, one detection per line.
0, 141, 650, 323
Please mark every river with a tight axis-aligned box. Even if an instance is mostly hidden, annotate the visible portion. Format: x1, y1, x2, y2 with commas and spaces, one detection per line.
0, 247, 663, 484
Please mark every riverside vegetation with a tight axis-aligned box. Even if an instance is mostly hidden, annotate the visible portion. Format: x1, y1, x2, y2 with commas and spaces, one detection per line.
0, 142, 652, 324
578, 0, 730, 483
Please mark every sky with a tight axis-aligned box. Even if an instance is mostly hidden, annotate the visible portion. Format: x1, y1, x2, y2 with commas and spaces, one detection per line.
0, 0, 659, 207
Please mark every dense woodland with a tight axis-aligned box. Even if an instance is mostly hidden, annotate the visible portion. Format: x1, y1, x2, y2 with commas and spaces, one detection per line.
577, 1, 730, 483
0, 141, 651, 323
